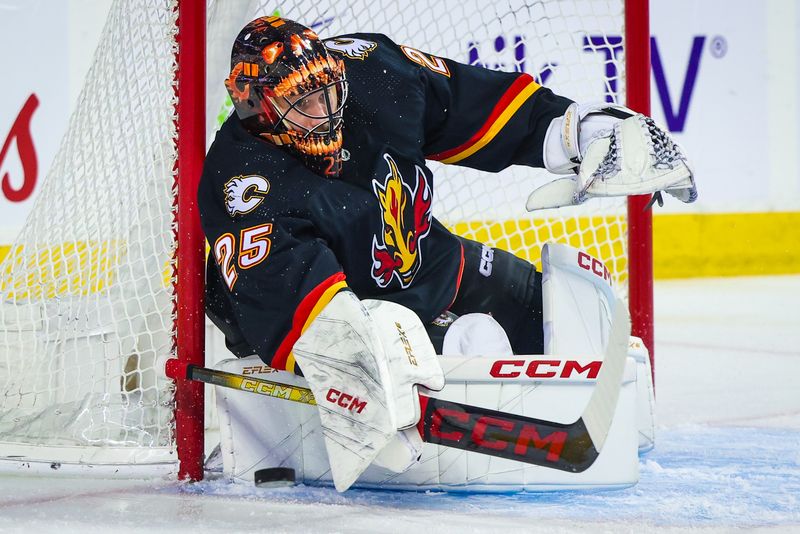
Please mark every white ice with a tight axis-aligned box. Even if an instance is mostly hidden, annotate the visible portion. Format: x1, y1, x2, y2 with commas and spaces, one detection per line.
1, 276, 799, 533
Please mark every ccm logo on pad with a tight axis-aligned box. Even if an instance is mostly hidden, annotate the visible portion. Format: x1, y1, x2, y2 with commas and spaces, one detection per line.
490, 359, 602, 379
577, 251, 612, 284
326, 388, 367, 414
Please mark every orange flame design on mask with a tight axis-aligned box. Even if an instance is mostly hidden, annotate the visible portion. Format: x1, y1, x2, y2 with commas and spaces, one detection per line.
261, 42, 284, 64
225, 62, 250, 102
371, 154, 433, 288
260, 130, 343, 156
273, 56, 344, 97
290, 34, 310, 56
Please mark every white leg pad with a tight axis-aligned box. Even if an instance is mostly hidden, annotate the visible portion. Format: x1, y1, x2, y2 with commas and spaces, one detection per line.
213, 353, 640, 491
212, 244, 652, 490
542, 242, 655, 452
629, 336, 656, 452
541, 242, 616, 356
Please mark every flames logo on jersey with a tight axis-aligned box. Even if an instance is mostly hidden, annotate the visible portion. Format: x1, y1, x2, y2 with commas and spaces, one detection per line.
371, 154, 432, 288
324, 37, 377, 60
224, 175, 270, 216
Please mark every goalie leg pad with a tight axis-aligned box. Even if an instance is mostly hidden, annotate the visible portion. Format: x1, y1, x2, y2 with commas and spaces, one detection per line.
213, 352, 641, 491
541, 242, 617, 356
542, 242, 655, 451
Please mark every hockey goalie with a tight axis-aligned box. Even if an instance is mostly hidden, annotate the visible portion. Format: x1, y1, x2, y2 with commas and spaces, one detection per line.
192, 16, 684, 491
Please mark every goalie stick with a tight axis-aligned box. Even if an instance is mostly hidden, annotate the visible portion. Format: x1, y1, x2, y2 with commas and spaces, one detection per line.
166, 300, 629, 473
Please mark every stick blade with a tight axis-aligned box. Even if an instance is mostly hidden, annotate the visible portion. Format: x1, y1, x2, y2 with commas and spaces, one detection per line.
582, 299, 631, 451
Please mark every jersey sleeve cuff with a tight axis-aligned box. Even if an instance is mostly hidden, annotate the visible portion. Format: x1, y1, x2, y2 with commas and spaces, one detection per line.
272, 272, 348, 373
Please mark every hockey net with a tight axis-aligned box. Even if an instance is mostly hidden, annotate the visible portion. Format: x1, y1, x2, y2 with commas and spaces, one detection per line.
0, 0, 642, 476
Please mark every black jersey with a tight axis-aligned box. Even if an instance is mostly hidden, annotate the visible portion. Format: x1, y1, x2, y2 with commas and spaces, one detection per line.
198, 33, 572, 372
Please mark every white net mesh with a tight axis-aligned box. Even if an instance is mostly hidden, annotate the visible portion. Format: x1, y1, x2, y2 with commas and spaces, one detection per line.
0, 0, 627, 470
0, 0, 179, 468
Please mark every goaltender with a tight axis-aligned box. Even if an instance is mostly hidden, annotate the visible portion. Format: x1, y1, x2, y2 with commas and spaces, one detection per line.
197, 17, 695, 490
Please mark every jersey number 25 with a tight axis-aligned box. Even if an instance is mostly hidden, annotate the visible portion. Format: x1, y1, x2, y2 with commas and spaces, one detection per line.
213, 223, 273, 290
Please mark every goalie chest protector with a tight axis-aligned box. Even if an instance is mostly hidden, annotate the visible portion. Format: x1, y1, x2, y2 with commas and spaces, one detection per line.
199, 32, 572, 368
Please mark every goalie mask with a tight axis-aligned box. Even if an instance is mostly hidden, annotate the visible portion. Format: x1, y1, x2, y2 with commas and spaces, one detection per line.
226, 17, 348, 177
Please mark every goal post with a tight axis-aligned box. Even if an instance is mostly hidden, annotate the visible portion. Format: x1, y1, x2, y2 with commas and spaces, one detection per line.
0, 0, 652, 481
624, 0, 655, 384
175, 0, 207, 482
0, 0, 210, 478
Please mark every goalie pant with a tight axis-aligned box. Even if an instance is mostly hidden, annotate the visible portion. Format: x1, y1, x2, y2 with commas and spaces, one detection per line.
433, 238, 544, 355
199, 32, 570, 374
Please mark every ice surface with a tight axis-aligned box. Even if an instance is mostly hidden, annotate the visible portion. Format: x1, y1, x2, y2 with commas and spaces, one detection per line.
1, 276, 799, 533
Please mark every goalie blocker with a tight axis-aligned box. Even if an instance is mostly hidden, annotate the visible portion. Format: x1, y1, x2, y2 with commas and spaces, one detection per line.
211, 243, 655, 492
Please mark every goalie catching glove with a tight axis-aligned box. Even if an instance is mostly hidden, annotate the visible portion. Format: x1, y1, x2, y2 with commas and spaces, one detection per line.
526, 103, 697, 211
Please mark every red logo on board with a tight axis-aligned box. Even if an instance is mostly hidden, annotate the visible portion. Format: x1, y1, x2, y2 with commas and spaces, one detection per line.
1, 94, 39, 202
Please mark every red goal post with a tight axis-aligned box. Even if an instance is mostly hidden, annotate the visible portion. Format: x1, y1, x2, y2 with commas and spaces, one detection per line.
175, 0, 207, 482
624, 0, 654, 380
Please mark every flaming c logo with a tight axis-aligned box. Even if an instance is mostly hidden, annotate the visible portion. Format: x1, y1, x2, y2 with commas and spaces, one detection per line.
371, 153, 432, 288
